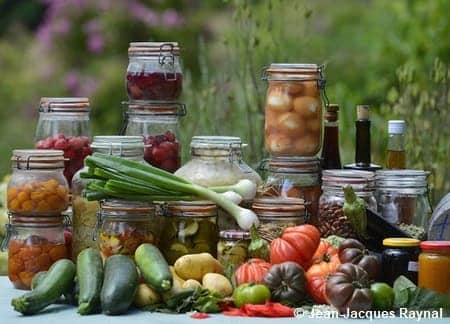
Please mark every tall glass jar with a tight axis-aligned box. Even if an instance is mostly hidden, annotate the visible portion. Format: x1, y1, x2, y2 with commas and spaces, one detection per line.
95, 200, 163, 260
175, 136, 262, 230
35, 97, 92, 186
318, 170, 376, 238
259, 157, 321, 225
2, 215, 68, 290
126, 42, 182, 101
122, 101, 185, 173
71, 136, 146, 260
7, 150, 69, 216
375, 170, 432, 240
262, 63, 326, 156
162, 201, 218, 264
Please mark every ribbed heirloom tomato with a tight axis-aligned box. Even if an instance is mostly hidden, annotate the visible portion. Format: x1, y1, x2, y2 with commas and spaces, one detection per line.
235, 258, 271, 285
270, 225, 320, 268
309, 240, 339, 267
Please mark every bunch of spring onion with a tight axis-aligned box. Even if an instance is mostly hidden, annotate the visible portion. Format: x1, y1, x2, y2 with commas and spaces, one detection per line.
81, 153, 259, 230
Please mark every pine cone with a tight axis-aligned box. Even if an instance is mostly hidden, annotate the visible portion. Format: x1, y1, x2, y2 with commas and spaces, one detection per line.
318, 202, 357, 238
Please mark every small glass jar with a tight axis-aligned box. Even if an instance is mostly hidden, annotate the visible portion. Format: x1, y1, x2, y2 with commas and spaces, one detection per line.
71, 136, 146, 260
381, 238, 420, 286
375, 170, 432, 239
252, 197, 308, 240
95, 200, 162, 260
259, 157, 321, 225
7, 150, 69, 216
218, 230, 250, 279
418, 241, 450, 294
122, 101, 185, 173
126, 42, 182, 101
262, 63, 326, 156
35, 97, 92, 185
318, 170, 376, 238
2, 215, 68, 290
162, 201, 218, 265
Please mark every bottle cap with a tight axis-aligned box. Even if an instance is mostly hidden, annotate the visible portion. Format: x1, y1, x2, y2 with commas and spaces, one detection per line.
356, 105, 370, 120
388, 120, 406, 134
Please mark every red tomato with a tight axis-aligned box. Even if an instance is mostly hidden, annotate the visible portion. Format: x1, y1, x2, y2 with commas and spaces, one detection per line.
306, 260, 340, 304
235, 258, 271, 285
269, 238, 303, 265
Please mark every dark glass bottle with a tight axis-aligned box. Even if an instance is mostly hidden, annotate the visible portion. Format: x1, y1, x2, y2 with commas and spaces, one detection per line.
344, 105, 381, 171
321, 104, 341, 169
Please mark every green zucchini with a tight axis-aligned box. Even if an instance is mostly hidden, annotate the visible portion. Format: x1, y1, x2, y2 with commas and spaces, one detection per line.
100, 255, 138, 315
30, 271, 47, 290
31, 271, 79, 305
11, 259, 76, 315
77, 248, 103, 315
135, 243, 172, 293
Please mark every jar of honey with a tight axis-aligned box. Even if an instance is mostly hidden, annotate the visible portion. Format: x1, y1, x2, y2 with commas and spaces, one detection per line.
418, 241, 450, 294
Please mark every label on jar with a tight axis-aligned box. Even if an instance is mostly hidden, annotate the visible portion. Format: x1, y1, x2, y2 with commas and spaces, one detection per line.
408, 261, 419, 272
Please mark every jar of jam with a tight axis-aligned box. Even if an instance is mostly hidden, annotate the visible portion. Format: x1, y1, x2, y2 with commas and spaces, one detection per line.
252, 197, 308, 238
7, 150, 69, 216
259, 157, 321, 225
381, 238, 420, 286
122, 101, 185, 173
35, 97, 92, 186
318, 170, 377, 238
418, 241, 450, 294
71, 136, 146, 260
95, 200, 163, 260
2, 215, 68, 290
376, 170, 432, 240
262, 63, 326, 156
162, 201, 218, 265
218, 230, 250, 279
126, 42, 182, 101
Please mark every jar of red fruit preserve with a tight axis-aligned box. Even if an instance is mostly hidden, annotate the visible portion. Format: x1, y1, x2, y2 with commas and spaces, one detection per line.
35, 97, 92, 186
122, 101, 186, 173
126, 42, 183, 101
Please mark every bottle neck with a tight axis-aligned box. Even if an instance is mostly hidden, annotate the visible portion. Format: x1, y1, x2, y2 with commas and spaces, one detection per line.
355, 119, 371, 166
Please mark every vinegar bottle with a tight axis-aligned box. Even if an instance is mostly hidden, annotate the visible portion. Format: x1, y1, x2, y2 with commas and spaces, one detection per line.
386, 120, 406, 169
321, 104, 341, 169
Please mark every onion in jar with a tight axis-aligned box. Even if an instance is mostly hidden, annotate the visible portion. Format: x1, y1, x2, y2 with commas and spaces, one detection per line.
277, 112, 306, 137
293, 96, 320, 119
266, 87, 293, 112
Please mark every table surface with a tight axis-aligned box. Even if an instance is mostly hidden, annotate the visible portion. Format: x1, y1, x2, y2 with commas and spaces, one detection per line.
0, 276, 447, 324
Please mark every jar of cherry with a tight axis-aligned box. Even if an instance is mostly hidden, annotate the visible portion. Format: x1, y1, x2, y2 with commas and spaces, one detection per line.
122, 101, 186, 173
35, 97, 92, 186
126, 42, 183, 101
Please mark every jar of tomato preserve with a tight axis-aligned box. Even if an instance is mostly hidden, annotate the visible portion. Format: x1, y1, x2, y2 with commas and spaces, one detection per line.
262, 64, 326, 156
126, 42, 182, 101
95, 200, 163, 260
2, 215, 68, 290
7, 150, 69, 216
259, 157, 321, 225
71, 136, 146, 260
162, 201, 218, 264
418, 241, 450, 294
35, 97, 92, 186
122, 101, 185, 173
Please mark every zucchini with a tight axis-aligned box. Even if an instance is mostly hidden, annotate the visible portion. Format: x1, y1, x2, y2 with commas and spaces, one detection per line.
100, 255, 138, 315
31, 271, 47, 290
11, 259, 76, 315
135, 243, 172, 293
31, 271, 79, 305
77, 248, 103, 315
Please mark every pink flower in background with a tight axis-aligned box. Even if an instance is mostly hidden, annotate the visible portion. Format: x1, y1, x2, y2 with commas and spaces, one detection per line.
64, 71, 81, 93
64, 71, 98, 97
128, 0, 159, 26
53, 20, 71, 36
87, 33, 104, 54
161, 9, 184, 28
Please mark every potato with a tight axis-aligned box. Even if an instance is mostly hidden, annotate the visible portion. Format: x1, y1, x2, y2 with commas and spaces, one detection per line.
277, 112, 306, 137
162, 266, 187, 301
267, 133, 293, 154
174, 253, 223, 281
266, 87, 293, 112
294, 134, 320, 155
134, 283, 161, 308
182, 279, 202, 290
202, 273, 233, 297
293, 96, 320, 119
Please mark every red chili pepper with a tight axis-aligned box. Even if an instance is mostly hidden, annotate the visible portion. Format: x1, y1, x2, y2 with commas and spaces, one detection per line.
222, 301, 294, 317
190, 312, 210, 319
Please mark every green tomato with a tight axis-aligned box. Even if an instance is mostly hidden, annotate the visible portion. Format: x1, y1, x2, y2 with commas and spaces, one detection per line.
370, 282, 394, 310
232, 283, 271, 308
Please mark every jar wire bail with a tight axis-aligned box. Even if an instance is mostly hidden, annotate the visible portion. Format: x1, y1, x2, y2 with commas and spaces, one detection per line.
158, 43, 177, 81
0, 212, 13, 251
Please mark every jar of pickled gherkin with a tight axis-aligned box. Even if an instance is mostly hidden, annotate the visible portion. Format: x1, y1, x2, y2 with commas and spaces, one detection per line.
217, 230, 250, 279
95, 199, 163, 260
162, 201, 218, 265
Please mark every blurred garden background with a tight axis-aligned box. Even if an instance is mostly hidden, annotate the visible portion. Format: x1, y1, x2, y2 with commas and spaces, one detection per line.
0, 0, 448, 204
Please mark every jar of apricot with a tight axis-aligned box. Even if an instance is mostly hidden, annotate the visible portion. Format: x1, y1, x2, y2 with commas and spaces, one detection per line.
2, 215, 69, 290
262, 64, 326, 156
7, 150, 69, 216
418, 241, 450, 295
